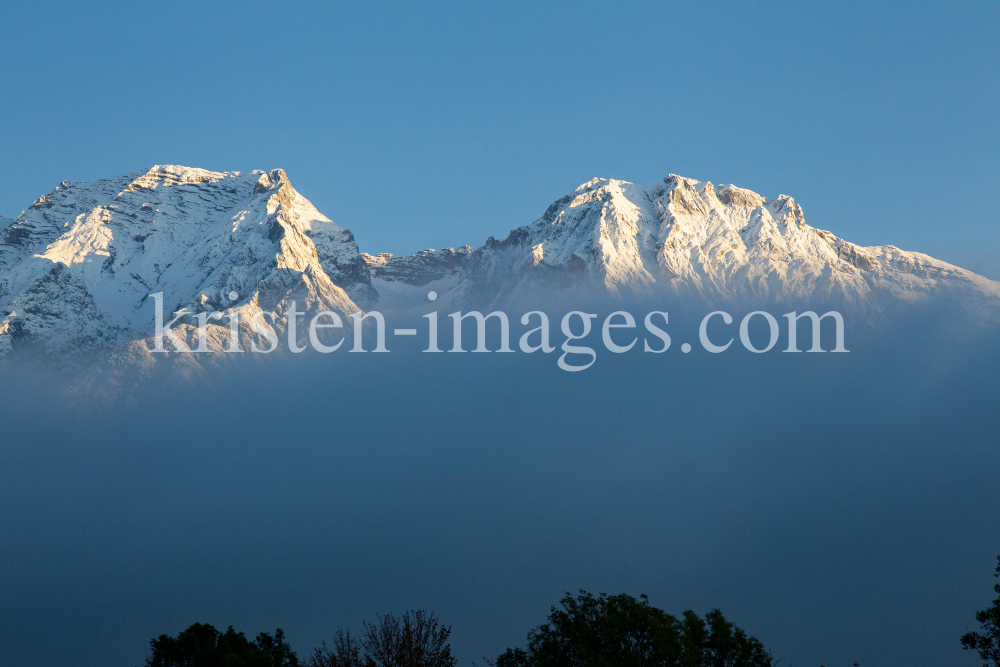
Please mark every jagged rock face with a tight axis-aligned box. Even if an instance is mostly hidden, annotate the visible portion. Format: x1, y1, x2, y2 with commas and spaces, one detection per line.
361, 247, 473, 286
367, 175, 1000, 319
0, 165, 372, 365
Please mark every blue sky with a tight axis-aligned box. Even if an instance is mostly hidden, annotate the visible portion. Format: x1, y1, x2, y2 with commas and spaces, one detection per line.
1, 1, 998, 276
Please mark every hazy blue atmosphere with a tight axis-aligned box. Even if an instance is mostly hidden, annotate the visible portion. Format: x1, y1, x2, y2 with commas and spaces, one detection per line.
2, 3, 999, 667
1, 1, 998, 277
2, 306, 1000, 666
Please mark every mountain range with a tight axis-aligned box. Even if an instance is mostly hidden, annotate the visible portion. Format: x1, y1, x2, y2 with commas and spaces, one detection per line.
1, 165, 998, 377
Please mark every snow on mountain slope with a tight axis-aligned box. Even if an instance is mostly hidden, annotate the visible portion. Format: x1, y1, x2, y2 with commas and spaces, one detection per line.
364, 175, 1000, 320
0, 165, 371, 365
360, 247, 474, 312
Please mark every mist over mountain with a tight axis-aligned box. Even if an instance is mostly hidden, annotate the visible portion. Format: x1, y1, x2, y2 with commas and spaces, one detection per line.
1, 304, 997, 667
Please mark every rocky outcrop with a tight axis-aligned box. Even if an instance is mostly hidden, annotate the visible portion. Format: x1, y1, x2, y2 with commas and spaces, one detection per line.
361, 246, 473, 285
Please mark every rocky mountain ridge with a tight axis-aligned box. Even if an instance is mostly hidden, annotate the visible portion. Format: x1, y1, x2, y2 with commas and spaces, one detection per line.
1, 166, 998, 376
364, 175, 1000, 320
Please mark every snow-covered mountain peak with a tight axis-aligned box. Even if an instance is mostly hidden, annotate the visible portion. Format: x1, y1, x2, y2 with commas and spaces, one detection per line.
121, 164, 239, 193
366, 173, 1000, 319
0, 165, 375, 366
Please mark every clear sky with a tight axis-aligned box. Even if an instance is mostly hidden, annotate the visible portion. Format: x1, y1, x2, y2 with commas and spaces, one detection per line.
1, 0, 997, 279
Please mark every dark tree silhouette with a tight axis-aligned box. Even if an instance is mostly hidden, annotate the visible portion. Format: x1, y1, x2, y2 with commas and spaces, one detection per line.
487, 590, 774, 667
143, 622, 300, 667
311, 610, 456, 667
962, 554, 1000, 667
309, 629, 363, 667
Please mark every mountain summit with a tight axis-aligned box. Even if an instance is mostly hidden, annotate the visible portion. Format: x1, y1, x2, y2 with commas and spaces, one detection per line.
364, 175, 1000, 319
0, 165, 373, 364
